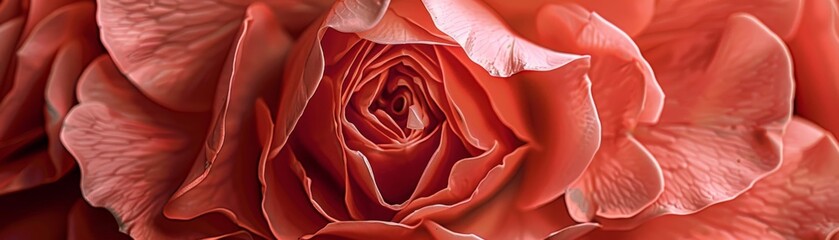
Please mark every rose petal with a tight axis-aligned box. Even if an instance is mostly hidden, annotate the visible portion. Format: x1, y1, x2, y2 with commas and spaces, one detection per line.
420, 0, 587, 78
0, 17, 22, 87
441, 173, 590, 239
602, 14, 793, 228
447, 47, 599, 209
162, 3, 287, 238
535, 5, 665, 219
97, 0, 330, 111
0, 1, 98, 194
270, 0, 392, 155
536, 3, 663, 129
566, 135, 663, 221
301, 220, 479, 239
585, 118, 839, 239
61, 56, 240, 239
789, 0, 839, 137
635, 0, 801, 83
262, 147, 331, 239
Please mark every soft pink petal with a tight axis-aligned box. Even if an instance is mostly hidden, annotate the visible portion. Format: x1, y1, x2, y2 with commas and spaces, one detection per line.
420, 0, 587, 78
536, 3, 663, 129
566, 135, 662, 221
96, 0, 330, 112
479, 0, 654, 39
603, 14, 793, 228
441, 173, 591, 239
586, 118, 839, 239
61, 56, 240, 239
636, 0, 801, 84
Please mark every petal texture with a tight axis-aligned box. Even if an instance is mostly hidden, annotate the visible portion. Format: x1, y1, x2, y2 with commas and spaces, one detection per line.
62, 56, 241, 239
602, 14, 793, 227
586, 117, 839, 239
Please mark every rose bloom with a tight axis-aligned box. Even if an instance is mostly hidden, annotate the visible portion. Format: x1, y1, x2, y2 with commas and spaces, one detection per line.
0, 0, 127, 238
54, 1, 839, 240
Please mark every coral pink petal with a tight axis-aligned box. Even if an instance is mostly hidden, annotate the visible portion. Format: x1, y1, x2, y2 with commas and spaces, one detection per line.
270, 0, 390, 154
302, 220, 480, 240
357, 9, 453, 45
96, 0, 245, 111
61, 57, 240, 239
547, 223, 599, 240
448, 48, 599, 209
536, 3, 663, 129
566, 135, 663, 222
636, 0, 801, 83
420, 0, 587, 78
261, 147, 330, 239
478, 0, 653, 39
0, 2, 98, 194
400, 146, 527, 224
563, 0, 655, 37
789, 0, 839, 137
605, 14, 793, 227
585, 118, 839, 239
162, 4, 287, 238
441, 174, 590, 239
0, 17, 22, 86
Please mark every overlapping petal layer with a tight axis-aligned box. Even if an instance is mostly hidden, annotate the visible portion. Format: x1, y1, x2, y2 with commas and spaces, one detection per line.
533, 3, 665, 221
585, 117, 839, 239
0, 0, 100, 194
596, 14, 794, 229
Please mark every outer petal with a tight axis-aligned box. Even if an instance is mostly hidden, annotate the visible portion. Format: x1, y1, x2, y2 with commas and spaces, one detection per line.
480, 0, 655, 38
566, 135, 662, 222
302, 221, 480, 240
789, 0, 839, 137
163, 3, 287, 238
419, 0, 587, 78
604, 14, 793, 227
585, 118, 839, 239
417, 0, 600, 207
535, 4, 665, 220
635, 0, 801, 84
0, 1, 98, 194
96, 0, 330, 111
61, 56, 241, 239
450, 48, 599, 209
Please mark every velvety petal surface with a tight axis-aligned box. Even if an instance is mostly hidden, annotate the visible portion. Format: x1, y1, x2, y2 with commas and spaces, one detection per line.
163, 4, 288, 238
412, 0, 599, 209
480, 0, 655, 39
585, 117, 839, 239
96, 0, 331, 111
62, 56, 242, 239
603, 14, 793, 227
534, 3, 665, 220
0, 1, 99, 194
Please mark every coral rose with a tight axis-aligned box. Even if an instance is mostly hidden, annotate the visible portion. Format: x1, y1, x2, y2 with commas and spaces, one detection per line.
54, 0, 671, 238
